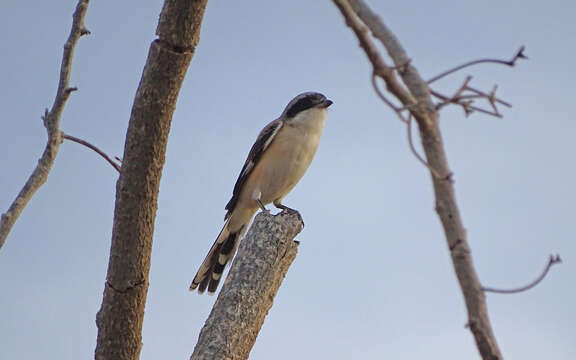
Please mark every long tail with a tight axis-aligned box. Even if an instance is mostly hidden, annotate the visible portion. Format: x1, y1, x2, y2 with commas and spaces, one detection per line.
189, 219, 246, 294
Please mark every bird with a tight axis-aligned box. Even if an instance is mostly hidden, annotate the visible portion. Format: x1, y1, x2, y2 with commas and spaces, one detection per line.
189, 91, 333, 294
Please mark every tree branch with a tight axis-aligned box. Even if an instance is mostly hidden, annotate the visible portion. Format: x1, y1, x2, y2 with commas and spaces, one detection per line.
190, 210, 301, 360
333, 0, 415, 109
432, 76, 513, 118
94, 1, 208, 359
427, 46, 527, 84
483, 255, 562, 294
345, 0, 437, 122
334, 1, 504, 358
62, 132, 121, 172
0, 0, 90, 250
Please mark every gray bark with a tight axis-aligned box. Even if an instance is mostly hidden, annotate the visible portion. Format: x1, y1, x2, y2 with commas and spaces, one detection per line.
191, 210, 302, 360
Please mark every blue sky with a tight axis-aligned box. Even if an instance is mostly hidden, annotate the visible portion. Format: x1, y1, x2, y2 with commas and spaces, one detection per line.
1, 0, 574, 359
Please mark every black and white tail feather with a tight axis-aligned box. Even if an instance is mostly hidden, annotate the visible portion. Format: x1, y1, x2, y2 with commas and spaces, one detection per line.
189, 220, 246, 294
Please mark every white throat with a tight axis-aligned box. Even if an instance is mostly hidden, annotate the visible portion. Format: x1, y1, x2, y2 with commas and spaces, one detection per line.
287, 108, 327, 133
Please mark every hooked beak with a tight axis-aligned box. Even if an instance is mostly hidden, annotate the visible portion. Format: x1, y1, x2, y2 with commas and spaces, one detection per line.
320, 99, 333, 108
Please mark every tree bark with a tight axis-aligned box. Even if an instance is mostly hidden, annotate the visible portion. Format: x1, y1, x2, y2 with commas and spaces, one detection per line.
190, 211, 302, 360
334, 1, 503, 359
94, 1, 208, 359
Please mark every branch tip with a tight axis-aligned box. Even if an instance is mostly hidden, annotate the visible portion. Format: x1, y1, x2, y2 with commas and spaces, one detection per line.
513, 45, 528, 61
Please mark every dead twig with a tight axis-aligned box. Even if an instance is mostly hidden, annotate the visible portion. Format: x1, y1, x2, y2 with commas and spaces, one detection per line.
0, 0, 90, 250
466, 85, 512, 108
483, 255, 562, 294
431, 89, 503, 118
371, 73, 408, 123
406, 115, 444, 179
62, 132, 121, 172
427, 46, 527, 84
435, 75, 473, 110
432, 74, 512, 118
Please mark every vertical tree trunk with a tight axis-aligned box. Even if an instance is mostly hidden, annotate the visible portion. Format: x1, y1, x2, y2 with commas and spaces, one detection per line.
95, 1, 208, 359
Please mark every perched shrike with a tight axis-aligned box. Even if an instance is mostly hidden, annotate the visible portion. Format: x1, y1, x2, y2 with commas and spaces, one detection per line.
190, 92, 333, 294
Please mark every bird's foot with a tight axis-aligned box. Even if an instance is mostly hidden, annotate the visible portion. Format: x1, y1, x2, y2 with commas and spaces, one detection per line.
257, 199, 270, 214
274, 203, 304, 227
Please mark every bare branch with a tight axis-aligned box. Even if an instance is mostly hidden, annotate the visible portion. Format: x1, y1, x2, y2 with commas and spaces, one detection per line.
427, 46, 527, 84
333, 0, 414, 108
437, 75, 473, 109
335, 1, 505, 358
345, 0, 437, 121
371, 74, 408, 123
431, 89, 503, 118
466, 85, 512, 108
62, 132, 121, 172
0, 0, 90, 250
336, 0, 447, 174
190, 211, 301, 360
483, 255, 562, 294
406, 115, 445, 179
428, 73, 512, 118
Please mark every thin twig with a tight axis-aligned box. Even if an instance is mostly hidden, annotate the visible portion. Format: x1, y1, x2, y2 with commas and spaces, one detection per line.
483, 255, 562, 294
435, 75, 472, 110
466, 86, 512, 108
0, 0, 90, 250
406, 115, 444, 179
62, 133, 121, 172
427, 46, 527, 84
431, 90, 503, 118
432, 75, 511, 117
448, 75, 473, 104
371, 73, 408, 123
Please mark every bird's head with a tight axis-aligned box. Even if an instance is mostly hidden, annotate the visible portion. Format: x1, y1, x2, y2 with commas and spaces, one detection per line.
283, 92, 333, 120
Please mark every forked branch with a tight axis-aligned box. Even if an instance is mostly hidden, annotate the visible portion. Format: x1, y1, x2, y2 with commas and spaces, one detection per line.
432, 76, 513, 118
0, 0, 90, 250
334, 0, 508, 358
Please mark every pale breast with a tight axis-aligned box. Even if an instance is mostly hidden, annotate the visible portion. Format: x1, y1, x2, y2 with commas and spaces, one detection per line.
239, 108, 326, 206
258, 116, 325, 203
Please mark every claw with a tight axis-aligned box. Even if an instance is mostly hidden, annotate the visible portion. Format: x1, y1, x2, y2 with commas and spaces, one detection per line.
274, 203, 304, 227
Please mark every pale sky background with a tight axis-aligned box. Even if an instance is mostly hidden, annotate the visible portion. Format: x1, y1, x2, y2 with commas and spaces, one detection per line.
1, 1, 575, 359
